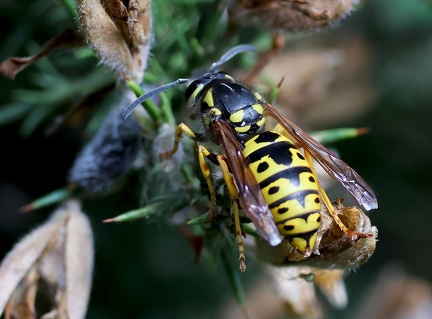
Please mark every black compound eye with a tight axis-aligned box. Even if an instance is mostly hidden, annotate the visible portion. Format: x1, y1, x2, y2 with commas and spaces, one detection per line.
185, 79, 203, 102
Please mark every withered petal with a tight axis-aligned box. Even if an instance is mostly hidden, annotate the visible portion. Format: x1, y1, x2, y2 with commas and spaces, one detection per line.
64, 201, 94, 319
0, 29, 83, 79
228, 0, 360, 32
0, 213, 60, 315
0, 200, 94, 319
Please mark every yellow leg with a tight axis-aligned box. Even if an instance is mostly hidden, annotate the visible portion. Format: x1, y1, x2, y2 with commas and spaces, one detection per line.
197, 148, 246, 271
303, 150, 372, 240
159, 123, 197, 160
215, 154, 246, 272
159, 124, 216, 216
198, 146, 217, 215
159, 123, 246, 270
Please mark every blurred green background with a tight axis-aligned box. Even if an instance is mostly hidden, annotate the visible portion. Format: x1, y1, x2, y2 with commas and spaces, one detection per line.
1, 0, 432, 318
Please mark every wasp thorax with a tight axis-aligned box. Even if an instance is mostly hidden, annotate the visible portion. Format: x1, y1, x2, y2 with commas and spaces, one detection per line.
186, 71, 267, 143
211, 82, 266, 143
184, 71, 234, 103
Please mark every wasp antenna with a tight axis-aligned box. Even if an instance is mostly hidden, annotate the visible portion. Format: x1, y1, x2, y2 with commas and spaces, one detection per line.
122, 78, 190, 120
209, 44, 257, 71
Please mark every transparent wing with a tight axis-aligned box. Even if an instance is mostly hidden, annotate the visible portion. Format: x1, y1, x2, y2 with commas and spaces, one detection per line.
213, 120, 282, 246
265, 103, 378, 211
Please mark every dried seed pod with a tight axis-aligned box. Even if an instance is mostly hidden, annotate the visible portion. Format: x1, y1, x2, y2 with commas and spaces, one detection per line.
256, 199, 377, 269
252, 200, 373, 318
228, 0, 360, 32
313, 269, 347, 308
256, 266, 347, 318
76, 0, 152, 81
0, 200, 94, 319
267, 266, 322, 318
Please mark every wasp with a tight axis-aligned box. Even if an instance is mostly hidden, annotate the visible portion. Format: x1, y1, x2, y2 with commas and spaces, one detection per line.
123, 45, 378, 271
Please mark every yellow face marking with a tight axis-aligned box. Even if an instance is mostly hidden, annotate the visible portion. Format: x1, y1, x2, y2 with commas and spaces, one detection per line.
203, 89, 214, 107
252, 104, 265, 115
229, 110, 245, 123
189, 84, 204, 102
235, 125, 251, 133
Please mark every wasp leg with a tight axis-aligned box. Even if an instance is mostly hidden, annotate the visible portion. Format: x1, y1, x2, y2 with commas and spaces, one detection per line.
198, 147, 246, 271
159, 124, 247, 270
215, 154, 246, 272
159, 122, 197, 160
197, 146, 218, 217
303, 150, 373, 241
159, 124, 216, 215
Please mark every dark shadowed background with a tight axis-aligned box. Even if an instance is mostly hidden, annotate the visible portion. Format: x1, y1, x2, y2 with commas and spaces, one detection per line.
1, 0, 432, 318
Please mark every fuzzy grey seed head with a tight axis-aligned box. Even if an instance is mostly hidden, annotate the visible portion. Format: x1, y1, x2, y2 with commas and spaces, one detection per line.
69, 106, 141, 193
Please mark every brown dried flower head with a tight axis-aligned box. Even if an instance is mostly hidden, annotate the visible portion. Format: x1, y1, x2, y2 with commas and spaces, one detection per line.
228, 0, 360, 32
256, 198, 377, 269
253, 199, 376, 318
76, 0, 153, 81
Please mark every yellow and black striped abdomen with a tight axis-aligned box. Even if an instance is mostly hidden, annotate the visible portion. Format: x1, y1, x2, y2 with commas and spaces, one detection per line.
243, 131, 321, 254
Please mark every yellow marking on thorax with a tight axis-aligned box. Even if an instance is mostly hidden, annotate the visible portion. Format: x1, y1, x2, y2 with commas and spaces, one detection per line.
252, 104, 265, 115
229, 110, 244, 123
210, 108, 222, 117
